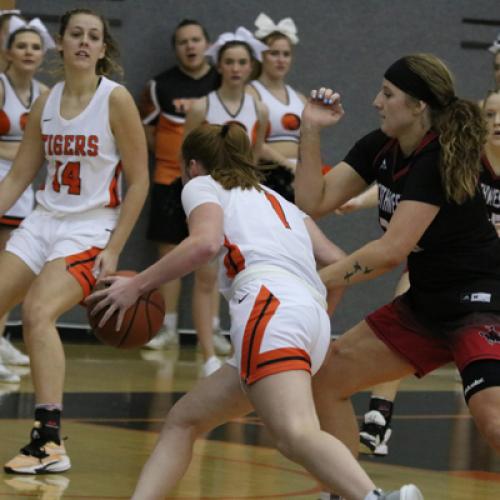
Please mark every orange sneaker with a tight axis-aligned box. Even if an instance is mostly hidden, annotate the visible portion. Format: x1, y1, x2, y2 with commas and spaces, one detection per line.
4, 423, 70, 475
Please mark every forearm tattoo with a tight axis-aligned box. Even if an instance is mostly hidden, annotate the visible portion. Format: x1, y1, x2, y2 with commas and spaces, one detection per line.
344, 260, 373, 282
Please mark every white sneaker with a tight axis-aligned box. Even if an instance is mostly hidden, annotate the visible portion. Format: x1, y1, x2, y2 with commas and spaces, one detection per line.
212, 329, 232, 356
143, 327, 179, 350
0, 337, 29, 366
0, 362, 21, 383
376, 484, 424, 499
202, 356, 222, 377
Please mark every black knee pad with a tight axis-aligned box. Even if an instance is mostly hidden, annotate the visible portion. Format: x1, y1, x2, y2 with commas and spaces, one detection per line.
461, 359, 500, 403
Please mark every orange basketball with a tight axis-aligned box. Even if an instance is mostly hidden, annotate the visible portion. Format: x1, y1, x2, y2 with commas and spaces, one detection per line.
87, 270, 165, 349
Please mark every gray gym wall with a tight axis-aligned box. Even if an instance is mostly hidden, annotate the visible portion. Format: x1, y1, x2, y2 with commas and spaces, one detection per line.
13, 0, 500, 335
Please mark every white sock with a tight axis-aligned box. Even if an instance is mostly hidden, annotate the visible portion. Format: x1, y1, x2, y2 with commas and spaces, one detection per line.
364, 490, 382, 500
212, 316, 220, 331
163, 313, 177, 332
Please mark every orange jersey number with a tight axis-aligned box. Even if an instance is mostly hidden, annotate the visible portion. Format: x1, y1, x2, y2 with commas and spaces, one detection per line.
52, 160, 82, 195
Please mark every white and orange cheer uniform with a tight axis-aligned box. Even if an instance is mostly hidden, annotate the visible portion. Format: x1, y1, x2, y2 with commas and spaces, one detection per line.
6, 77, 123, 296
182, 175, 330, 384
205, 91, 261, 144
0, 73, 42, 226
250, 80, 302, 144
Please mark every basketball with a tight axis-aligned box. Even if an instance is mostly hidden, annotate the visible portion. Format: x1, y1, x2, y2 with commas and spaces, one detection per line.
87, 270, 165, 349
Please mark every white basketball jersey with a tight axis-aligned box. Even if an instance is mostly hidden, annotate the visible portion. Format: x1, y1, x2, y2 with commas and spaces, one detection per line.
37, 77, 123, 214
250, 80, 303, 143
205, 91, 259, 144
0, 72, 42, 142
182, 175, 326, 299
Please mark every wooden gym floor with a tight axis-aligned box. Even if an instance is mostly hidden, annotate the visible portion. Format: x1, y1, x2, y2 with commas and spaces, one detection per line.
0, 336, 499, 499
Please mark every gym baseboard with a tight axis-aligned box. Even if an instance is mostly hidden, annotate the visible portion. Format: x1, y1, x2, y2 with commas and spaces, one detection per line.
4, 322, 200, 345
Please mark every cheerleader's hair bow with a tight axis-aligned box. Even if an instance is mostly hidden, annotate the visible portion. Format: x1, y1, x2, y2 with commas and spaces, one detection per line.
5, 16, 56, 52
205, 26, 269, 63
0, 9, 21, 16
488, 32, 500, 54
254, 13, 299, 44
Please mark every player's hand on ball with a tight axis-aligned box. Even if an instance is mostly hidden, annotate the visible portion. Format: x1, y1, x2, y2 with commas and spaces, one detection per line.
86, 275, 139, 330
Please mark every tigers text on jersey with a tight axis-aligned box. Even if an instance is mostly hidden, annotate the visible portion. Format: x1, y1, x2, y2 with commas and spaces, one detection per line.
205, 91, 259, 144
181, 175, 326, 301
38, 77, 123, 215
250, 80, 302, 143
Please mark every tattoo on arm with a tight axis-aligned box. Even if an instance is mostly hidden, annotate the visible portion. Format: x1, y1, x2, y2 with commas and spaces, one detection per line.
343, 260, 373, 282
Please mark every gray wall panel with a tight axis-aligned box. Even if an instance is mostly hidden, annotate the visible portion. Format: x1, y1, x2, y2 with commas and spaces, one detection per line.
12, 0, 499, 334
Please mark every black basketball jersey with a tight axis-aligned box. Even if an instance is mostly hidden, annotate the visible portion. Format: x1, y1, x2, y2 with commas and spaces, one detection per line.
344, 129, 500, 320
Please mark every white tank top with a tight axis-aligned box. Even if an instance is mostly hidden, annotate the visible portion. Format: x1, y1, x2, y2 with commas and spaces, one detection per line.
0, 73, 42, 142
250, 80, 303, 143
205, 91, 259, 144
182, 175, 326, 301
37, 77, 122, 215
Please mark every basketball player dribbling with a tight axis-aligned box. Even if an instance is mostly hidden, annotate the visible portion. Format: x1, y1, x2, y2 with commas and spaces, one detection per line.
1, 8, 148, 474
295, 54, 500, 471
88, 122, 423, 500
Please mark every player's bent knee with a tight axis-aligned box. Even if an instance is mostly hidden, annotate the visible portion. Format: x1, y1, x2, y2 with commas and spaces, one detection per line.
163, 409, 200, 442
271, 421, 317, 460
21, 298, 55, 333
473, 410, 500, 452
165, 401, 211, 439
484, 421, 500, 451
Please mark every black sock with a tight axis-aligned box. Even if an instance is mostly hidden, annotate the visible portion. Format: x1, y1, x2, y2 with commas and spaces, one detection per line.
34, 408, 61, 443
369, 397, 394, 426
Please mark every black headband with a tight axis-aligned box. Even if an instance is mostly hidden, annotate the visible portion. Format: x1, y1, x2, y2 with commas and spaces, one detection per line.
384, 58, 443, 108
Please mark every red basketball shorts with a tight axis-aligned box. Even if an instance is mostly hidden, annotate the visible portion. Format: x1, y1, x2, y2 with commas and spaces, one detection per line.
366, 295, 500, 377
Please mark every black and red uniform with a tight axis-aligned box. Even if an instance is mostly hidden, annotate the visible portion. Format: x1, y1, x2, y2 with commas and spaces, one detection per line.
344, 129, 500, 400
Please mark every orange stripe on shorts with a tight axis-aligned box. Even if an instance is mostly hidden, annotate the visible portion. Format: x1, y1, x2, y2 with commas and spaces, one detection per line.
0, 215, 22, 227
240, 286, 280, 384
65, 246, 102, 298
252, 347, 312, 383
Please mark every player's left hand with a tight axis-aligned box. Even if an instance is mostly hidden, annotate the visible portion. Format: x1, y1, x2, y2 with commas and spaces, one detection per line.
92, 248, 119, 279
85, 276, 139, 330
302, 87, 344, 130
